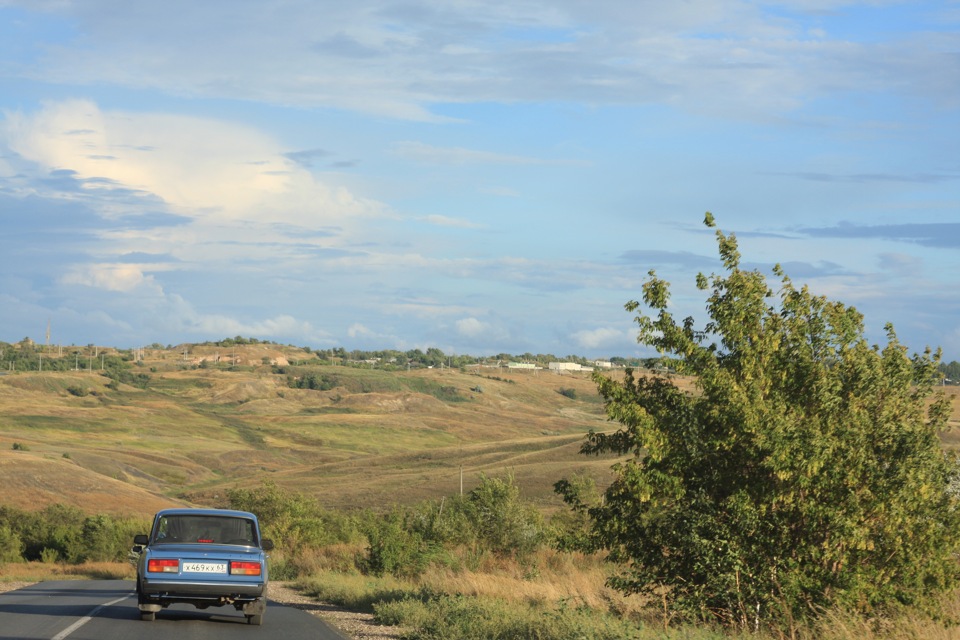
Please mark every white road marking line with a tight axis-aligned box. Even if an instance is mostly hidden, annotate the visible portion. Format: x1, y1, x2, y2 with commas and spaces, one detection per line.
51, 593, 133, 640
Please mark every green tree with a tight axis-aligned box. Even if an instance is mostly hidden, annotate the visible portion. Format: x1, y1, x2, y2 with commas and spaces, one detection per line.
941, 360, 960, 382
560, 213, 959, 628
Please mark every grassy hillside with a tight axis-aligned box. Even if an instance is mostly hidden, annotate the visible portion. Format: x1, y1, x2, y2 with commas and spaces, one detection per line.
3, 342, 958, 518
0, 345, 625, 516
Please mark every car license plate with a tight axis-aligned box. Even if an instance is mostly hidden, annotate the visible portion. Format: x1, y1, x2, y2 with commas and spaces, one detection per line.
182, 562, 227, 573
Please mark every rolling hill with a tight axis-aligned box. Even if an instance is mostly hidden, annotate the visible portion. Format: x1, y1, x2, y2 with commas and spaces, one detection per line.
0, 345, 624, 515
3, 342, 957, 518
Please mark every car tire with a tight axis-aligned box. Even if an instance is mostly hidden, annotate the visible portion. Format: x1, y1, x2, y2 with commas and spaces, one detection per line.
246, 613, 263, 625
141, 611, 156, 621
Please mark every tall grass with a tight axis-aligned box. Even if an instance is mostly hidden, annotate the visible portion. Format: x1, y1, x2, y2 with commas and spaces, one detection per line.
295, 545, 960, 640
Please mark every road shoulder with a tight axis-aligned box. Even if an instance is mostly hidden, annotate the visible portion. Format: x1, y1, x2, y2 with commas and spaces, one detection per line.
268, 582, 403, 640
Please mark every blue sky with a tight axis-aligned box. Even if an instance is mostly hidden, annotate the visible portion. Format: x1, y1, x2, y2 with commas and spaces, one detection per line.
1, 1, 958, 359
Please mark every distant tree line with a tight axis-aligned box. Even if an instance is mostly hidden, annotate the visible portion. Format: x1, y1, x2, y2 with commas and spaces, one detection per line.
1, 337, 673, 374
5, 336, 957, 377
0, 340, 152, 389
941, 360, 960, 382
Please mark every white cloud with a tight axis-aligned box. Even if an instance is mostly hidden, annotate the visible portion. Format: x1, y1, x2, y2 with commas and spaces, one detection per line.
186, 313, 321, 341
877, 252, 923, 277
390, 298, 480, 320
456, 317, 488, 338
9, 2, 954, 120
1, 99, 394, 280
347, 323, 374, 339
455, 316, 511, 344
570, 326, 633, 350
60, 263, 162, 293
3, 99, 383, 229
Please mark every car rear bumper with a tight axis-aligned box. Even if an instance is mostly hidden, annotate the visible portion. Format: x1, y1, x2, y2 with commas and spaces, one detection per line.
140, 578, 265, 600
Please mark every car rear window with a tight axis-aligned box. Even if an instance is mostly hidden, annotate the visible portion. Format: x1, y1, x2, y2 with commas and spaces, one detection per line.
154, 514, 257, 545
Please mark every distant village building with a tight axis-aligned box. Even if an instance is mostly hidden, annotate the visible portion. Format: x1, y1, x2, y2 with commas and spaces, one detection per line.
507, 362, 538, 369
594, 361, 613, 369
548, 362, 586, 372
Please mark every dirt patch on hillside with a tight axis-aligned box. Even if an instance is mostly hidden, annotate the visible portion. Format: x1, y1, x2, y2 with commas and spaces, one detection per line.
336, 392, 447, 413
210, 378, 283, 404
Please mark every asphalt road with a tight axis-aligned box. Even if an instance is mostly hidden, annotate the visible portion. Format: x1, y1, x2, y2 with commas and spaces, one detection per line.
0, 580, 349, 640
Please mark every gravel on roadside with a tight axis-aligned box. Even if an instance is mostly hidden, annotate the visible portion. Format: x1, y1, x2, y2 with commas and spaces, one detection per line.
268, 581, 405, 640
0, 581, 37, 594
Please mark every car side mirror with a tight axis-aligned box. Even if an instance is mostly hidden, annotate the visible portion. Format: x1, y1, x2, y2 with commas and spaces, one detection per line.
134, 534, 149, 545
261, 539, 274, 551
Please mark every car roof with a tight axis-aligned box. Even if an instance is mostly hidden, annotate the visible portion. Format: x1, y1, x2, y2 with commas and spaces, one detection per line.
154, 508, 258, 520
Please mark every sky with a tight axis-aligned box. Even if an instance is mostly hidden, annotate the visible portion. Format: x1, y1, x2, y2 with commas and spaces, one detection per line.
0, 1, 958, 360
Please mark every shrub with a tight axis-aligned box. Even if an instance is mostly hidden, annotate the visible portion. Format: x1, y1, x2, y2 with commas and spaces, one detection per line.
462, 474, 545, 558
0, 504, 148, 564
40, 547, 60, 564
0, 525, 24, 562
227, 480, 361, 573
362, 509, 434, 578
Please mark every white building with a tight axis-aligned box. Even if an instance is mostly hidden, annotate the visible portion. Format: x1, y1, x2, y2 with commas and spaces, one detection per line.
548, 362, 585, 372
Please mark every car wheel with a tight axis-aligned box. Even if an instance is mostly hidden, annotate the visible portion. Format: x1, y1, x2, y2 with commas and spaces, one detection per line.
141, 611, 156, 621
246, 613, 263, 625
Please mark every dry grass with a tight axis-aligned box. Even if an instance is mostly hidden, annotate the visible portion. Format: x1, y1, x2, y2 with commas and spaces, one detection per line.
0, 561, 134, 582
298, 544, 647, 619
300, 556, 960, 640
799, 593, 960, 640
0, 450, 182, 517
417, 548, 644, 615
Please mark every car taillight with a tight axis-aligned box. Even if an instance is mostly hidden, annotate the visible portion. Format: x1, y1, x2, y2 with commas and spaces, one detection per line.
147, 558, 180, 573
229, 561, 261, 576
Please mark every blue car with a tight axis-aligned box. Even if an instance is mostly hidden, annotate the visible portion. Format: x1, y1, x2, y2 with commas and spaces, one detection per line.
134, 508, 274, 625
